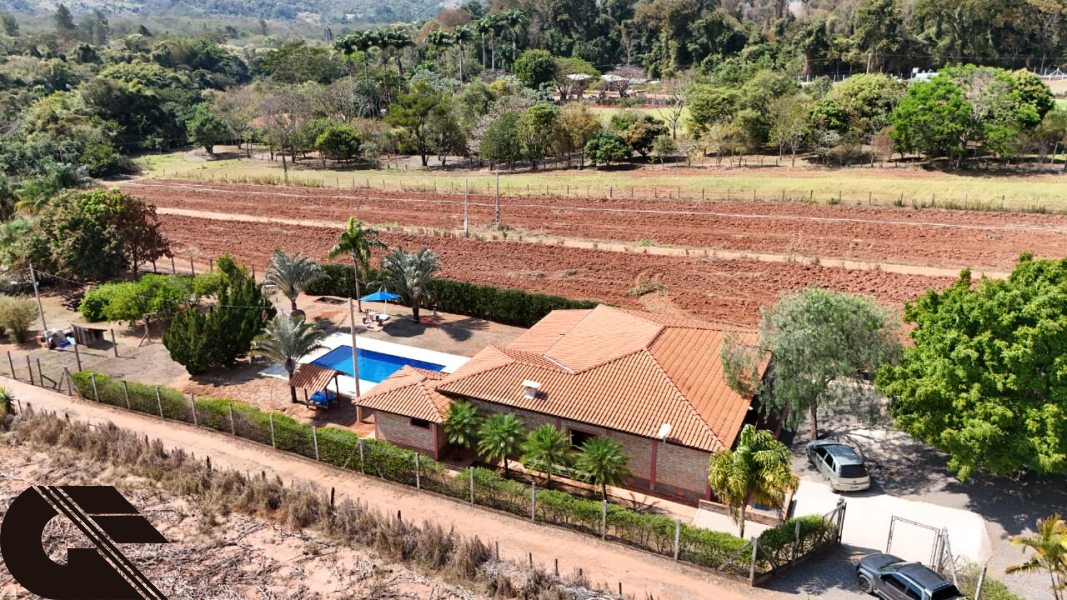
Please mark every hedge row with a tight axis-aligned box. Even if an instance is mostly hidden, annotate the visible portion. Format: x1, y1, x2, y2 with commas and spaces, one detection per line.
305, 264, 599, 328
69, 371, 835, 580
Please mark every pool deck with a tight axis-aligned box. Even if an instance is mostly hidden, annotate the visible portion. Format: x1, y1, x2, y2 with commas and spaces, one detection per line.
260, 332, 470, 398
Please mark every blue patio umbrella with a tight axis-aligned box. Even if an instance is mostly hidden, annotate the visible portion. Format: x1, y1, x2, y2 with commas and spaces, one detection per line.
359, 289, 401, 317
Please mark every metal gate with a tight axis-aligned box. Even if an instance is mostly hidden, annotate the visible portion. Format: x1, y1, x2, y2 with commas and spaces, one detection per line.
886, 516, 959, 588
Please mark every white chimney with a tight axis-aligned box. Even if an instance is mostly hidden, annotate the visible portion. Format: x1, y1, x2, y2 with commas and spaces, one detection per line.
522, 380, 542, 399
656, 423, 672, 440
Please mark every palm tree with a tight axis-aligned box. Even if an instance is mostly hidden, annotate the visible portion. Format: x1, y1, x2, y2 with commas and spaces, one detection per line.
575, 437, 631, 501
379, 246, 440, 321
521, 425, 573, 488
502, 10, 526, 61
0, 388, 15, 416
477, 413, 526, 476
383, 28, 413, 78
327, 217, 385, 312
443, 400, 481, 452
475, 16, 494, 69
452, 25, 473, 82
427, 29, 453, 69
252, 315, 326, 404
265, 249, 325, 314
1007, 514, 1067, 600
707, 424, 798, 538
335, 31, 372, 81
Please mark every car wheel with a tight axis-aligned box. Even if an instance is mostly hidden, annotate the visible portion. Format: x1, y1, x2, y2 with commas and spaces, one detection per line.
857, 574, 874, 594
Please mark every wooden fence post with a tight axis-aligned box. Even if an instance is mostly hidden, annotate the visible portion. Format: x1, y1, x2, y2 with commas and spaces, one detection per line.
312, 427, 319, 461
358, 439, 365, 473
792, 518, 801, 565
26, 356, 33, 386
974, 566, 987, 600
228, 403, 235, 435
469, 466, 475, 505
415, 453, 420, 490
269, 414, 276, 447
7, 351, 14, 379
111, 329, 118, 357
530, 482, 536, 520
189, 394, 198, 426
155, 386, 163, 417
749, 537, 760, 583
62, 367, 73, 397
601, 500, 607, 539
73, 343, 82, 371
122, 380, 131, 409
90, 373, 99, 401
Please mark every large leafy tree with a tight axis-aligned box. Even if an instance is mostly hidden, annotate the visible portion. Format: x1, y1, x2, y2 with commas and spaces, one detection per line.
252, 315, 326, 404
513, 49, 558, 89
265, 250, 324, 314
521, 425, 573, 488
574, 437, 631, 500
876, 256, 1067, 480
1006, 514, 1067, 600
480, 111, 523, 168
327, 217, 385, 312
386, 81, 448, 167
187, 104, 232, 155
584, 131, 632, 167
379, 246, 440, 321
707, 424, 798, 537
477, 413, 526, 476
724, 286, 901, 440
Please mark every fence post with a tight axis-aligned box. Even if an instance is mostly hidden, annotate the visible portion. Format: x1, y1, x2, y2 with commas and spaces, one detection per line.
359, 439, 365, 473
110, 329, 118, 357
601, 500, 607, 539
26, 356, 33, 386
35, 358, 44, 389
269, 414, 276, 448
189, 394, 198, 426
312, 427, 319, 461
6, 351, 13, 379
674, 519, 681, 560
749, 536, 760, 583
530, 482, 536, 520
415, 453, 420, 490
90, 373, 99, 401
153, 386, 163, 416
122, 380, 131, 409
792, 518, 802, 565
74, 343, 82, 371
228, 403, 235, 435
469, 466, 475, 505
62, 367, 73, 397
974, 565, 987, 600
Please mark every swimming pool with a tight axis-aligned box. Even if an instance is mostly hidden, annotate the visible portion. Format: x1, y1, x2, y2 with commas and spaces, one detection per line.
311, 345, 445, 383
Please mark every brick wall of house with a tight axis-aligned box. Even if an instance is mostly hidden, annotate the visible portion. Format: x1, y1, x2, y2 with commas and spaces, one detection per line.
603, 430, 653, 489
467, 399, 557, 430
375, 410, 437, 456
655, 442, 711, 502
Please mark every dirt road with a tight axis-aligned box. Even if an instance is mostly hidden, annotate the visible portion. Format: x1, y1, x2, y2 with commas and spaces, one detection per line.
158, 213, 958, 326
6, 377, 770, 600
124, 179, 1066, 271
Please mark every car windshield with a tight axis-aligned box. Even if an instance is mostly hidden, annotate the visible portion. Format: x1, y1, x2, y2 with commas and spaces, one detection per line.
931, 585, 962, 600
839, 464, 868, 478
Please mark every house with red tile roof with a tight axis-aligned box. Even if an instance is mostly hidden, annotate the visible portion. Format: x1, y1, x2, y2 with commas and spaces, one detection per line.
360, 304, 770, 503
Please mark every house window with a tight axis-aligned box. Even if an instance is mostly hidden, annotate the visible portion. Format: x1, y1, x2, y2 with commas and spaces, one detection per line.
569, 428, 597, 448
410, 418, 431, 429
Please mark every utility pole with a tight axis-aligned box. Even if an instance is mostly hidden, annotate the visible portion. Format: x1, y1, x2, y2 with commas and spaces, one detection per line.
28, 262, 46, 333
348, 297, 363, 418
494, 171, 500, 226
464, 178, 469, 236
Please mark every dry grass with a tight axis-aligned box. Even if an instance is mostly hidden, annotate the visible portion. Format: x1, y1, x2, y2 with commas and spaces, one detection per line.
3, 410, 617, 600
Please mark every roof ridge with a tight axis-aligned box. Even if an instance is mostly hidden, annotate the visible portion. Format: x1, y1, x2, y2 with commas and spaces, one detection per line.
436, 345, 515, 390
641, 346, 725, 452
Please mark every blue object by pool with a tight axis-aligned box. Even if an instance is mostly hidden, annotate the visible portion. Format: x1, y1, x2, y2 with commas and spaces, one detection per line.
311, 346, 445, 383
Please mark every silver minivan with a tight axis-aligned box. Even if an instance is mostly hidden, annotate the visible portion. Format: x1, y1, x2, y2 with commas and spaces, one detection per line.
806, 440, 871, 491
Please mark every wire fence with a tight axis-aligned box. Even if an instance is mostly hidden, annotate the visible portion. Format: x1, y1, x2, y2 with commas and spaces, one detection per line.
6, 365, 843, 587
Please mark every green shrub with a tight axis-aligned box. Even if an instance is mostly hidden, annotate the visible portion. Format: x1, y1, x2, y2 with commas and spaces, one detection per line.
79, 286, 117, 322
316, 426, 361, 468
0, 296, 39, 342
79, 275, 192, 324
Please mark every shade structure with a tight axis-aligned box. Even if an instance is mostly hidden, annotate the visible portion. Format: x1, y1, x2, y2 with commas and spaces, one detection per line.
360, 290, 401, 302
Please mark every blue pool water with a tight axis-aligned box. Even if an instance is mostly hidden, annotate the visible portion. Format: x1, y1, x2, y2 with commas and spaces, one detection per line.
311, 345, 445, 383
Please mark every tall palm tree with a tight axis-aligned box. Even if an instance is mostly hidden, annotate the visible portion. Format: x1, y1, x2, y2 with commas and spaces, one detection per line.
364, 28, 386, 76
502, 10, 526, 61
1007, 514, 1067, 600
265, 249, 325, 314
575, 437, 631, 501
443, 400, 481, 452
383, 28, 413, 78
427, 29, 453, 69
334, 31, 372, 81
327, 217, 385, 312
521, 425, 573, 488
252, 315, 326, 404
379, 246, 440, 321
452, 25, 473, 82
474, 16, 493, 69
477, 413, 526, 476
707, 424, 798, 538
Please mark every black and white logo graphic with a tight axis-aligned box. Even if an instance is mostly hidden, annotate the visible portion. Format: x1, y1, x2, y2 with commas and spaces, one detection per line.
1, 486, 168, 599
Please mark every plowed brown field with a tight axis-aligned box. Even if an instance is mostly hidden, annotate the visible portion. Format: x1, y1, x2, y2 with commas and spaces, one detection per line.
159, 214, 957, 326
126, 179, 1067, 271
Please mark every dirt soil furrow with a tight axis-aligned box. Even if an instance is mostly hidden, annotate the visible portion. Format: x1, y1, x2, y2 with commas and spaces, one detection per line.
125, 180, 1066, 271
159, 213, 958, 326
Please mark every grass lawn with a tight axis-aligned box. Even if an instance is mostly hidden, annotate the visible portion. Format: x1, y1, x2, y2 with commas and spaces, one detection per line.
134, 148, 1067, 212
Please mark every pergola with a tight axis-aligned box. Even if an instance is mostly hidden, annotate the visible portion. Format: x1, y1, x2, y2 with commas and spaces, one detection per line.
290, 363, 342, 406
